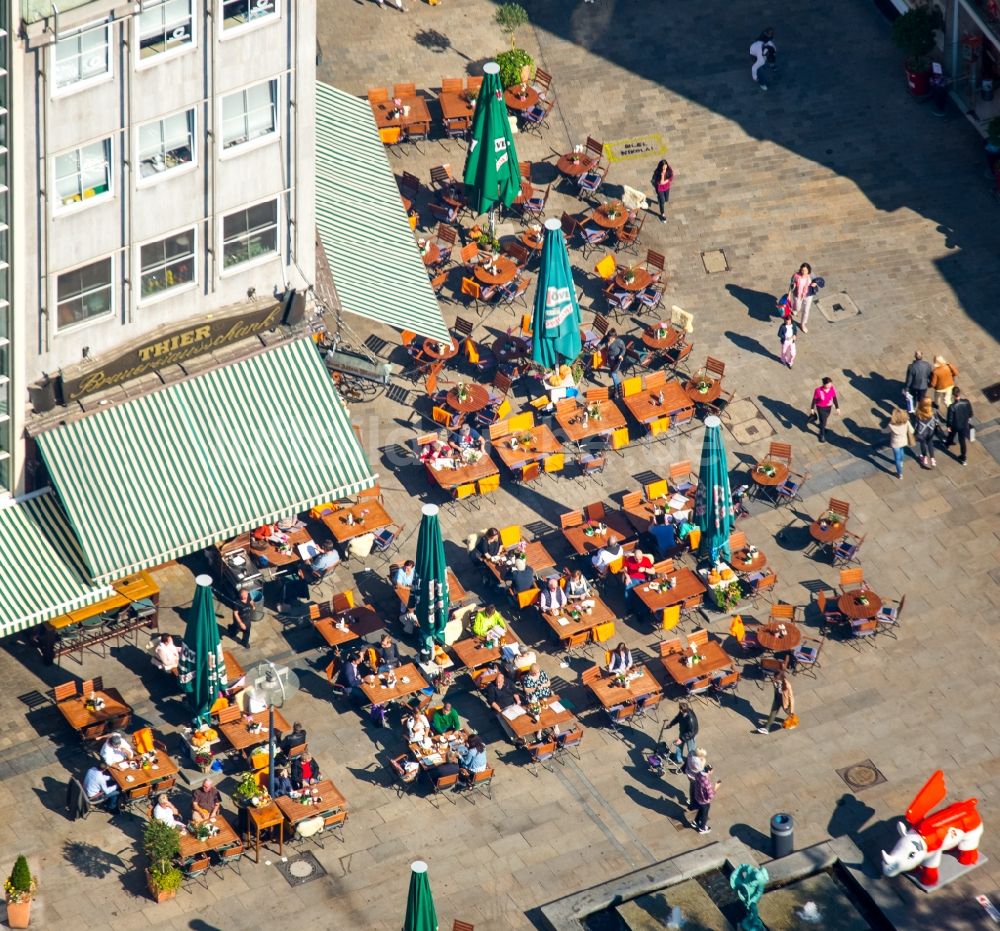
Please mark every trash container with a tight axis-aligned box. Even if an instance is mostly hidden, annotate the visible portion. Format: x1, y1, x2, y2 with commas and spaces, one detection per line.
983, 80, 995, 102
771, 812, 794, 858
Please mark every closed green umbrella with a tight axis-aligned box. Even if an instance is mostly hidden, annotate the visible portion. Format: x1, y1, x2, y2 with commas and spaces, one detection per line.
531, 217, 582, 369
412, 504, 450, 653
178, 574, 226, 726
694, 416, 736, 563
402, 860, 438, 931
463, 61, 521, 227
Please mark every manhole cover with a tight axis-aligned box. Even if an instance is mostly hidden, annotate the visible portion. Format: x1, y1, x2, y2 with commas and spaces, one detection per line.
276, 851, 328, 887
836, 759, 886, 792
984, 382, 1000, 403
701, 250, 729, 274
817, 290, 861, 322
721, 399, 775, 444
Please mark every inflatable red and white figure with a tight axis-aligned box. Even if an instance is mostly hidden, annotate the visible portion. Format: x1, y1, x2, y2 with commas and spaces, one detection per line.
881, 770, 984, 887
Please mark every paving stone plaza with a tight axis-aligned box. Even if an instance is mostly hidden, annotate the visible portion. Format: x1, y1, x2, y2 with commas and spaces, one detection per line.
3, 0, 1000, 928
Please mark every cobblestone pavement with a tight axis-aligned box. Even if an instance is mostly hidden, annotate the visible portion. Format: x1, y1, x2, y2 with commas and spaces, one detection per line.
3, 1, 1000, 929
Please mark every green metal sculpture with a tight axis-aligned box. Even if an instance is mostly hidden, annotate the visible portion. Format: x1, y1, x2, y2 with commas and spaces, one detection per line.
730, 863, 769, 931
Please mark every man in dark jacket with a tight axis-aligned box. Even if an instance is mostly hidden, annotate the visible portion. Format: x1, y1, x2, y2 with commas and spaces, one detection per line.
944, 387, 973, 465
904, 351, 932, 403
666, 701, 699, 768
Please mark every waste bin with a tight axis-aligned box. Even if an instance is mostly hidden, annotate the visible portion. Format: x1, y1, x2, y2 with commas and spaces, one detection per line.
771, 812, 794, 858
983, 80, 995, 102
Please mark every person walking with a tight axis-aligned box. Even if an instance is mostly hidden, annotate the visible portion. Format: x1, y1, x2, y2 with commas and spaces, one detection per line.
884, 407, 914, 480
778, 318, 797, 368
749, 28, 776, 89
930, 356, 958, 409
665, 701, 699, 770
757, 672, 794, 734
944, 387, 974, 465
789, 263, 813, 333
809, 376, 840, 443
684, 747, 708, 811
914, 398, 938, 468
904, 351, 932, 406
691, 765, 720, 834
650, 160, 674, 224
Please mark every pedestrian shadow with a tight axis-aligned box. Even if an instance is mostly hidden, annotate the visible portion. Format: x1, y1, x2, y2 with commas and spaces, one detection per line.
842, 368, 901, 413
724, 329, 781, 364
725, 284, 776, 322
757, 395, 809, 432
623, 783, 687, 824
717, 687, 761, 727
828, 792, 876, 838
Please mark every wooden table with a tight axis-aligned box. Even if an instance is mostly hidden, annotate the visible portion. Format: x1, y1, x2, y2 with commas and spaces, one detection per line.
519, 230, 544, 253
485, 539, 558, 584
838, 591, 882, 621
178, 813, 241, 861
810, 520, 846, 546
108, 750, 178, 792
755, 622, 801, 652
501, 694, 576, 740
633, 568, 706, 614
218, 709, 291, 754
359, 662, 429, 706
623, 495, 695, 534
314, 606, 385, 648
57, 688, 132, 734
642, 326, 682, 352
662, 641, 733, 685
615, 268, 653, 292
474, 256, 518, 287
322, 501, 393, 544
589, 202, 629, 231
750, 462, 790, 500
425, 452, 499, 491
419, 241, 441, 268
438, 91, 474, 128
248, 802, 284, 863
492, 333, 530, 364
222, 651, 245, 690
684, 377, 722, 405
396, 567, 468, 609
562, 511, 636, 556
731, 549, 767, 574
446, 383, 491, 413
621, 381, 694, 426
371, 96, 432, 132
542, 594, 615, 643
504, 85, 539, 111
451, 629, 518, 670
249, 527, 315, 568
556, 153, 595, 178
555, 398, 628, 445
423, 337, 459, 361
588, 666, 662, 708
274, 779, 348, 827
409, 731, 468, 771
494, 425, 563, 470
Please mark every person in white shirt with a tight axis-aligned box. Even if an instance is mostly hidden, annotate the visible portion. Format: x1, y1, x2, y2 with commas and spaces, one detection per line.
684, 748, 708, 810
538, 576, 568, 613
749, 28, 776, 89
591, 537, 623, 578
404, 711, 430, 743
152, 793, 182, 828
83, 764, 120, 811
100, 734, 134, 766
155, 634, 181, 673
607, 643, 634, 674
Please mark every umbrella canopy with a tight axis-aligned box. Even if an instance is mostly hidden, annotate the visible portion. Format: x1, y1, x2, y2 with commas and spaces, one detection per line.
403, 860, 438, 931
178, 574, 226, 726
531, 217, 583, 369
413, 504, 450, 651
694, 416, 736, 563
463, 62, 521, 217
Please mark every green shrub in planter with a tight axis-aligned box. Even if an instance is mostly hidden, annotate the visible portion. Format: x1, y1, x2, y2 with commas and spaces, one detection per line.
496, 48, 534, 89
891, 5, 941, 71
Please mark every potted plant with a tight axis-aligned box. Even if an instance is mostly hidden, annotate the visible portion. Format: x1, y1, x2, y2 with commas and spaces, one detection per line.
891, 4, 942, 97
496, 48, 534, 90
142, 820, 182, 903
5, 856, 36, 928
232, 771, 265, 808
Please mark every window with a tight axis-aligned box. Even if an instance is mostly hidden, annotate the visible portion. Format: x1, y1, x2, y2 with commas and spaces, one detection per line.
56, 257, 113, 329
53, 22, 110, 91
222, 0, 277, 31
54, 139, 112, 210
221, 80, 277, 150
222, 200, 278, 269
137, 0, 194, 60
138, 110, 195, 179
140, 230, 196, 299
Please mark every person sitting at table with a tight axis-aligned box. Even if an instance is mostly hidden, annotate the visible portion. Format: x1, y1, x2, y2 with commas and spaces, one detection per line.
472, 603, 506, 640
521, 664, 553, 702
475, 527, 503, 565
457, 735, 488, 783
377, 633, 402, 672
647, 512, 678, 558
485, 670, 521, 713
291, 752, 321, 788
100, 733, 135, 766
432, 701, 461, 735
404, 709, 431, 742
565, 569, 596, 608
152, 793, 182, 828
419, 432, 452, 464
429, 749, 462, 782
299, 540, 340, 584
607, 642, 634, 674
538, 575, 568, 613
544, 364, 577, 403
83, 763, 120, 812
154, 633, 181, 674
452, 422, 486, 452
280, 722, 307, 757
338, 652, 366, 702
273, 766, 294, 797
508, 557, 536, 595
623, 549, 655, 600
591, 536, 624, 578
393, 559, 417, 613
191, 778, 222, 824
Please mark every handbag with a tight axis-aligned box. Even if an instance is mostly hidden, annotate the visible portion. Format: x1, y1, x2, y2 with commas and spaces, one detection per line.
783, 713, 799, 730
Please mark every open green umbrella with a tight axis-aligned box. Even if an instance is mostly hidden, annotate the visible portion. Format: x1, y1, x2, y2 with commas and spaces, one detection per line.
403, 860, 438, 931
463, 61, 521, 230
178, 574, 226, 726
412, 504, 450, 653
694, 416, 736, 563
531, 217, 582, 369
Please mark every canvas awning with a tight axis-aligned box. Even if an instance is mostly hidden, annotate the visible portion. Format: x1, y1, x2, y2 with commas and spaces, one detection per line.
0, 492, 110, 636
314, 81, 450, 342
36, 339, 376, 583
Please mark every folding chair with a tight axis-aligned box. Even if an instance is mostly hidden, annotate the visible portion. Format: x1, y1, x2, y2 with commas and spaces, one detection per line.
774, 470, 807, 507
430, 771, 460, 806
462, 768, 494, 804
876, 594, 905, 639
555, 728, 584, 762
793, 636, 824, 677
832, 531, 866, 566
710, 670, 741, 704
527, 740, 558, 774
182, 856, 211, 891
605, 704, 636, 741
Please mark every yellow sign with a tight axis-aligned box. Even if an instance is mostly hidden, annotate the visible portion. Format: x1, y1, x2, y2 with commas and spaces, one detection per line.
604, 134, 667, 163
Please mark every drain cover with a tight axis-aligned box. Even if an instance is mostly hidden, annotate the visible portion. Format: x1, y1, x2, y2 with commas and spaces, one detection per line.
701, 250, 729, 274
817, 290, 861, 322
836, 759, 886, 792
276, 851, 328, 887
984, 382, 1000, 403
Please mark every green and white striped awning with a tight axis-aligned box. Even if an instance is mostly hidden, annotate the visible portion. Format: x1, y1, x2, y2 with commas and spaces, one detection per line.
37, 339, 376, 584
315, 81, 450, 343
0, 492, 110, 636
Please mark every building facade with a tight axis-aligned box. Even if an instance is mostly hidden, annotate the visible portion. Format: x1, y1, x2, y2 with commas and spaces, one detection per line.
6, 0, 317, 496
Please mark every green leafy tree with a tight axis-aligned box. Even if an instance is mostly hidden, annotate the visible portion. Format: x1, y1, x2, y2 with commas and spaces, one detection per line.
495, 3, 529, 50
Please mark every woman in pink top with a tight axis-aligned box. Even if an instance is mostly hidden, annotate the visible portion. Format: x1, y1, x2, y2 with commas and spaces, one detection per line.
810, 376, 839, 443
651, 160, 674, 223
790, 262, 813, 332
